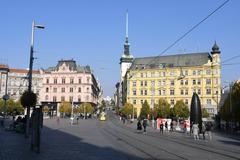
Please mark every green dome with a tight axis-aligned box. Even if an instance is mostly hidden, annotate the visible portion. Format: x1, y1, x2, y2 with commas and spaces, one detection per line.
212, 41, 220, 51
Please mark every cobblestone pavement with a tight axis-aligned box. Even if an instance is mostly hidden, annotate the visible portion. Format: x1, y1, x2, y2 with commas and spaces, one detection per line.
0, 115, 240, 160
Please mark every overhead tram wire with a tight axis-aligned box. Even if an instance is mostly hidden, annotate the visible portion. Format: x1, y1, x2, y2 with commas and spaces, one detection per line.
221, 54, 240, 64
143, 0, 230, 68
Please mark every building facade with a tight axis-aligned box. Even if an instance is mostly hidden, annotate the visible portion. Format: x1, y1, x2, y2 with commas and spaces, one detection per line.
122, 42, 221, 118
39, 59, 100, 116
0, 64, 43, 103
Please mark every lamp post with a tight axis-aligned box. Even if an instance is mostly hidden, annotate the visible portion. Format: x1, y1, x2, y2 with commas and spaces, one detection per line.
26, 20, 44, 138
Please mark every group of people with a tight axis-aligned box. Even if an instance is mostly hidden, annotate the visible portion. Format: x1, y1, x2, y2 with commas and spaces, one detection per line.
191, 122, 212, 140
137, 119, 174, 134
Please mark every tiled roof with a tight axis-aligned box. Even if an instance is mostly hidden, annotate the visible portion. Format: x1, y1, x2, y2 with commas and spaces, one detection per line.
130, 52, 212, 70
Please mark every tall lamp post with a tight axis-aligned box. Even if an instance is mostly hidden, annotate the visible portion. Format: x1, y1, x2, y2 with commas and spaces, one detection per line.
26, 20, 44, 138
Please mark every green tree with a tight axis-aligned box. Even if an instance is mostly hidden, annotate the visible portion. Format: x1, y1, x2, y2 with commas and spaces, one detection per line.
232, 81, 240, 123
120, 102, 133, 117
173, 100, 189, 119
154, 98, 171, 118
42, 105, 49, 114
13, 100, 24, 115
140, 100, 150, 119
79, 103, 93, 114
59, 102, 71, 116
202, 108, 209, 118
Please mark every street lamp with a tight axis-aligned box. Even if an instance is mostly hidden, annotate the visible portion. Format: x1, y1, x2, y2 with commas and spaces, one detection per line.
26, 20, 45, 138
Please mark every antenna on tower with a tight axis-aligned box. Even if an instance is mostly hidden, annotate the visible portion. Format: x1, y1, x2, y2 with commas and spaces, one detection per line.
126, 10, 128, 38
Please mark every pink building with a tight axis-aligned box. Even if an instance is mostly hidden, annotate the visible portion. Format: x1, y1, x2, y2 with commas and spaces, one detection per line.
39, 59, 100, 116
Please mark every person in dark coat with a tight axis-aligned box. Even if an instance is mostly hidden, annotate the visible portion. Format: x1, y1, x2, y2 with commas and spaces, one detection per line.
137, 120, 142, 132
160, 122, 164, 134
142, 118, 148, 134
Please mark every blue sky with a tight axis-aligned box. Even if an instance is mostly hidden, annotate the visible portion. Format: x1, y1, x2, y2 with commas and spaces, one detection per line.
0, 0, 240, 97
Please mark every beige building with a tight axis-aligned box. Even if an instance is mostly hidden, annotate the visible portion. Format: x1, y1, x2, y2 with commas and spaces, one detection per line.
122, 42, 221, 118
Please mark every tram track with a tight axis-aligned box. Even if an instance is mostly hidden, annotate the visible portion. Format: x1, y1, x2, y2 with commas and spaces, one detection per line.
97, 121, 188, 160
109, 115, 240, 160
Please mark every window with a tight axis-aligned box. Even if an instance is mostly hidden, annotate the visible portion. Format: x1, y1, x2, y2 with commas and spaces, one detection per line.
180, 80, 184, 85
144, 81, 147, 86
198, 89, 201, 95
151, 89, 155, 96
141, 100, 144, 104
185, 80, 188, 85
141, 73, 143, 78
159, 90, 161, 95
151, 72, 155, 77
206, 89, 211, 95
162, 80, 166, 86
162, 90, 166, 95
78, 78, 82, 84
78, 87, 81, 93
54, 78, 57, 84
62, 78, 65, 84
206, 69, 211, 75
70, 78, 74, 84
151, 81, 155, 87
162, 72, 166, 77
185, 99, 188, 105
87, 77, 90, 83
158, 80, 161, 86
216, 78, 218, 85
170, 99, 174, 105
197, 70, 201, 75
192, 79, 196, 85
206, 79, 211, 85
192, 70, 196, 75
185, 89, 188, 95
133, 90, 136, 96
170, 70, 174, 76
70, 87, 73, 93
45, 95, 49, 101
144, 90, 148, 95
133, 99, 136, 105
170, 89, 175, 95
181, 89, 184, 95
46, 87, 49, 93
140, 81, 143, 87
53, 96, 57, 102
140, 90, 143, 95
46, 79, 49, 84
53, 88, 57, 93
69, 96, 73, 102
170, 80, 174, 86
86, 96, 89, 101
78, 97, 81, 102
198, 79, 201, 85
133, 81, 136, 87
61, 87, 65, 93
61, 96, 65, 102
87, 87, 89, 92
184, 70, 188, 76
207, 99, 211, 105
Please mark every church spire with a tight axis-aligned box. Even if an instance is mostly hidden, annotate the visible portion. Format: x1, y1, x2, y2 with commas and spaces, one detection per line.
124, 10, 130, 56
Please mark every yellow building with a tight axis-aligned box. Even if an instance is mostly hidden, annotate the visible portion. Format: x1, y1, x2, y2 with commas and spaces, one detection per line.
122, 42, 221, 118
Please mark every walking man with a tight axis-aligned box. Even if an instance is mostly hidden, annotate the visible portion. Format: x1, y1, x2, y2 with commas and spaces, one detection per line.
160, 122, 164, 134
192, 123, 199, 140
143, 118, 148, 134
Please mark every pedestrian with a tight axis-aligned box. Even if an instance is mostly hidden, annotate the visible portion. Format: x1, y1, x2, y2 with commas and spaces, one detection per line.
206, 122, 212, 140
137, 120, 142, 133
202, 123, 206, 140
76, 117, 79, 124
57, 117, 60, 125
170, 121, 174, 132
160, 122, 164, 134
142, 118, 148, 134
165, 121, 168, 132
183, 122, 187, 133
192, 123, 199, 140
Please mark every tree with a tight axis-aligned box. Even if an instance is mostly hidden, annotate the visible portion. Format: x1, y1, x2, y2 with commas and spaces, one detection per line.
173, 100, 189, 119
120, 102, 133, 117
42, 105, 49, 114
20, 90, 37, 108
202, 108, 209, 118
13, 100, 24, 115
110, 99, 115, 106
59, 102, 71, 116
154, 98, 171, 118
79, 103, 93, 114
140, 100, 150, 119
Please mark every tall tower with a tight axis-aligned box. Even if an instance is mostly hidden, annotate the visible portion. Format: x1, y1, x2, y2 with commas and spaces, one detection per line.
120, 11, 133, 83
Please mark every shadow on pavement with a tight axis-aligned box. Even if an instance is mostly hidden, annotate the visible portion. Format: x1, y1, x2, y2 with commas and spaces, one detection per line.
218, 140, 240, 146
0, 125, 146, 160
